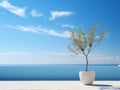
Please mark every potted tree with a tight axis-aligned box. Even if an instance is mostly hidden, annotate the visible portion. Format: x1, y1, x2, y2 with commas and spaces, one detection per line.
67, 24, 106, 85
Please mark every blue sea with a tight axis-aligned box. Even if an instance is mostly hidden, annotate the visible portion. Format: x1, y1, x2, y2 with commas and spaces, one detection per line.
0, 64, 120, 80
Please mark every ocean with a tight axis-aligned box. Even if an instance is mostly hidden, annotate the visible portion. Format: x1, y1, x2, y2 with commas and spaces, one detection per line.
0, 64, 120, 80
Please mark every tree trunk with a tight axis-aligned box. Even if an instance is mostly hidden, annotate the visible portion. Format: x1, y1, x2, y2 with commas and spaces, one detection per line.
85, 55, 89, 72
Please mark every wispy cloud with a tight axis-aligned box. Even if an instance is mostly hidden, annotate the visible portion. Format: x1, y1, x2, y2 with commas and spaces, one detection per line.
0, 52, 28, 56
30, 9, 43, 17
7, 25, 39, 33
49, 11, 73, 20
7, 25, 70, 38
61, 24, 74, 28
0, 0, 26, 17
42, 29, 70, 38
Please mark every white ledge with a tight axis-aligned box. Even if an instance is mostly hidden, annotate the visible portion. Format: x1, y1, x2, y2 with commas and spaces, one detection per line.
0, 81, 120, 90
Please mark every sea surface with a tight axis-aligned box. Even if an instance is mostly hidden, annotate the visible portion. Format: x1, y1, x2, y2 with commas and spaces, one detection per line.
0, 64, 120, 80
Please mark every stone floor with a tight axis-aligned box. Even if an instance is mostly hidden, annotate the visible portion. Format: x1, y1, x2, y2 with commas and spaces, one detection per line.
0, 81, 120, 90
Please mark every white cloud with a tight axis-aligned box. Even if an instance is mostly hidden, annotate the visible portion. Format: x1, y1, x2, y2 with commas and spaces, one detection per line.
41, 29, 70, 38
61, 24, 74, 28
49, 11, 73, 20
7, 25, 70, 38
7, 25, 39, 33
0, 0, 26, 17
30, 9, 43, 17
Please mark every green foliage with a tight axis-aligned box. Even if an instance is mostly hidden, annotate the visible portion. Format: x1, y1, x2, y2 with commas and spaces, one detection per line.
67, 24, 106, 56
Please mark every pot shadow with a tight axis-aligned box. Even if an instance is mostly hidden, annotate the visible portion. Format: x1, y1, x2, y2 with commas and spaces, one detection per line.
88, 84, 120, 90
91, 84, 112, 87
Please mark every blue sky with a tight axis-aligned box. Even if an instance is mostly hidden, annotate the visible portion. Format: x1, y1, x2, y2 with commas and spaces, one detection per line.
0, 0, 120, 64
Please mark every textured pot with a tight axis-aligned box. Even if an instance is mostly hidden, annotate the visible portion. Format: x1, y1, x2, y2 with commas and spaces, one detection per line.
79, 71, 95, 85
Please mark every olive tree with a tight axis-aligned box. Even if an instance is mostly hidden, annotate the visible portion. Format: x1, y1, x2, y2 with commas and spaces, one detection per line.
67, 24, 106, 72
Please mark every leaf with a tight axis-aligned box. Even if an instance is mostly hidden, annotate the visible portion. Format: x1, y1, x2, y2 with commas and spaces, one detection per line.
67, 24, 106, 57
98, 31, 106, 43
88, 25, 97, 47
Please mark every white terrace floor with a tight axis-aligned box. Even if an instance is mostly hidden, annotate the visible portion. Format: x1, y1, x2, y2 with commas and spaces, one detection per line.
0, 81, 120, 90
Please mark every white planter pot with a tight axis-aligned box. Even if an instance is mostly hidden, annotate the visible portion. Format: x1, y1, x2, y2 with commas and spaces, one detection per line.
79, 71, 95, 85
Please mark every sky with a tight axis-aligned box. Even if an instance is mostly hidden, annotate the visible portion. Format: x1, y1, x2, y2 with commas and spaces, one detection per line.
0, 0, 120, 64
